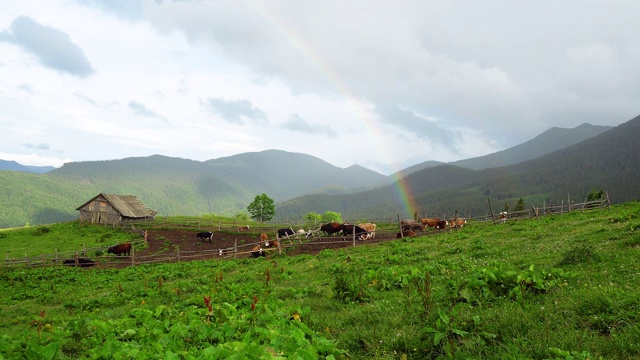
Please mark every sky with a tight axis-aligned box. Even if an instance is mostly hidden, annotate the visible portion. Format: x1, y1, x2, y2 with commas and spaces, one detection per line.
1, 1, 639, 175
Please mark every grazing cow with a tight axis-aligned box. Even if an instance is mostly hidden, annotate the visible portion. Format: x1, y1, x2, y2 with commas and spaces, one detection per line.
449, 218, 467, 228
400, 219, 424, 233
263, 239, 279, 248
107, 243, 132, 256
341, 224, 368, 239
320, 222, 343, 236
238, 225, 250, 231
62, 258, 95, 267
260, 233, 269, 242
406, 230, 417, 237
421, 217, 448, 230
396, 230, 417, 238
499, 212, 508, 224
250, 244, 265, 258
358, 223, 377, 239
197, 231, 213, 242
296, 228, 306, 235
277, 228, 295, 238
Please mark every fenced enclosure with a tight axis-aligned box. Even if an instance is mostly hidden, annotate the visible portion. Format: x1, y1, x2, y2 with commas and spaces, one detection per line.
3, 194, 611, 268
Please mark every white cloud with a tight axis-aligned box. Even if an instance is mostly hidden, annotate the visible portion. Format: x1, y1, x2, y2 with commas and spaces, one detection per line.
0, 0, 639, 174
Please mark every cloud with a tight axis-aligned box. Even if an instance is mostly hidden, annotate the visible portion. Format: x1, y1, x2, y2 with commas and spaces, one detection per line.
0, 16, 94, 77
128, 101, 170, 125
21, 143, 50, 150
203, 98, 267, 125
75, 0, 144, 21
280, 114, 336, 136
377, 104, 458, 150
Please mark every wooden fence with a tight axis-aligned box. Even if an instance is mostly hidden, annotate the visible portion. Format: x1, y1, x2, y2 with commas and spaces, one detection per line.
2, 194, 611, 268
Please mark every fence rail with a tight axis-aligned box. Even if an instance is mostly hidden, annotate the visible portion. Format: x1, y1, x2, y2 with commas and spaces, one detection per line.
3, 194, 611, 268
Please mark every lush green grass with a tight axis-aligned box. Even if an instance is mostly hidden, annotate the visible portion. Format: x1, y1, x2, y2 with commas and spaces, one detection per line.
0, 222, 143, 258
1, 203, 639, 359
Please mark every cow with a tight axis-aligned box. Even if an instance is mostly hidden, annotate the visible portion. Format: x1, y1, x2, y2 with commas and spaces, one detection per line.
260, 233, 269, 242
197, 231, 213, 242
263, 239, 279, 249
296, 228, 306, 235
277, 228, 295, 238
400, 219, 424, 233
62, 258, 95, 267
250, 244, 265, 258
341, 224, 368, 239
358, 223, 377, 239
320, 222, 342, 237
238, 225, 250, 231
421, 217, 448, 230
406, 230, 417, 237
499, 212, 508, 224
396, 230, 417, 238
449, 218, 467, 228
107, 243, 132, 256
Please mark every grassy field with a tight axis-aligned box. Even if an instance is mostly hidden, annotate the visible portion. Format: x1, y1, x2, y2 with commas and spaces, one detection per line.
0, 202, 639, 359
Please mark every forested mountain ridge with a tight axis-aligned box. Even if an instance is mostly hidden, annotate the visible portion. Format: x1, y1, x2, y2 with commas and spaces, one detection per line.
0, 119, 631, 228
0, 160, 55, 174
274, 115, 640, 221
397, 123, 612, 177
0, 151, 389, 228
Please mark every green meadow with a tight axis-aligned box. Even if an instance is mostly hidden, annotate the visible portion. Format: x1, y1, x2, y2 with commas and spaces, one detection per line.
1, 202, 639, 359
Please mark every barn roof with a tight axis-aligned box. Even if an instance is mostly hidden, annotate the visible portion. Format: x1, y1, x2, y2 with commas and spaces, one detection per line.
76, 193, 156, 218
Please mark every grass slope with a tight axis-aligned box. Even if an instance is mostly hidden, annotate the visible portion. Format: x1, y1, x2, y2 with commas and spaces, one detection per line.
1, 202, 639, 359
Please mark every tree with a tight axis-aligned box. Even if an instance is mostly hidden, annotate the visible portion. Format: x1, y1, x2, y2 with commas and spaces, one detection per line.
514, 197, 525, 212
321, 211, 342, 224
303, 212, 322, 229
247, 194, 275, 222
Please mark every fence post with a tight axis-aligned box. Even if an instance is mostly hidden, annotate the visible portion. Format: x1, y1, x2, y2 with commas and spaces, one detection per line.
41, 254, 45, 268
352, 227, 356, 247
144, 230, 148, 245
131, 246, 135, 267
234, 239, 237, 260
397, 214, 404, 238
176, 246, 180, 262
487, 198, 496, 224
560, 200, 564, 215
605, 191, 612, 210
75, 251, 79, 267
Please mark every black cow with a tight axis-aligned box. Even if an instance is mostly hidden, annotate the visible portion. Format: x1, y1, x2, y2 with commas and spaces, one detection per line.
63, 258, 95, 267
400, 219, 424, 233
250, 244, 265, 258
320, 222, 342, 236
107, 243, 132, 256
341, 224, 368, 239
277, 228, 295, 238
197, 231, 213, 242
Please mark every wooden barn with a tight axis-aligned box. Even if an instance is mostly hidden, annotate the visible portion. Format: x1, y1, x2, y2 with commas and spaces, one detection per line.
76, 193, 157, 225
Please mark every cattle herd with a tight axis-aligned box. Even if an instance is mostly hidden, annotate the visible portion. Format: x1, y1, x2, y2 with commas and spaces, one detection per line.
64, 216, 468, 267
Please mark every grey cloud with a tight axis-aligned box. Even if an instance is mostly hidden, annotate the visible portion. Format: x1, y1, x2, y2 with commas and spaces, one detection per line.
128, 101, 170, 124
280, 114, 336, 136
0, 16, 94, 77
204, 98, 267, 125
75, 0, 144, 21
21, 143, 50, 150
378, 104, 458, 151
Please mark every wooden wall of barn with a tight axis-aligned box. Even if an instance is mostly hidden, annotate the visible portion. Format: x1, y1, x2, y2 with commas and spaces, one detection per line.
77, 197, 123, 225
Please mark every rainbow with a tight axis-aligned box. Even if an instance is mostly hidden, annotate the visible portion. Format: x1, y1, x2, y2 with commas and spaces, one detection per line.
248, 2, 418, 217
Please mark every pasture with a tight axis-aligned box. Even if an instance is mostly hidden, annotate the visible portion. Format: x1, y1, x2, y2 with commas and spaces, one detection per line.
1, 202, 639, 359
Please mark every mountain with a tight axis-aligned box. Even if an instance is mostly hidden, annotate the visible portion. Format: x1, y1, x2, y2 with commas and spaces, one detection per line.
397, 123, 612, 178
451, 123, 613, 170
274, 115, 639, 221
0, 159, 55, 174
0, 150, 389, 228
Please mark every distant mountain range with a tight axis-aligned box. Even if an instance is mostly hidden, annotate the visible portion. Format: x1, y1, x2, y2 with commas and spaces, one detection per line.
0, 120, 634, 228
0, 160, 55, 174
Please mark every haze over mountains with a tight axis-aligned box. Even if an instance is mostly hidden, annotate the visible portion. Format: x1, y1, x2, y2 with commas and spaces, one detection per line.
0, 119, 636, 229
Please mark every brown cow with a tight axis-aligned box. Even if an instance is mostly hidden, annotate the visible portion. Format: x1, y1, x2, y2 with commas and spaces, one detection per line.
320, 222, 342, 236
358, 223, 377, 239
499, 212, 508, 224
400, 219, 424, 233
421, 217, 448, 230
238, 225, 250, 231
263, 239, 279, 248
107, 243, 132, 256
260, 233, 268, 242
449, 218, 467, 228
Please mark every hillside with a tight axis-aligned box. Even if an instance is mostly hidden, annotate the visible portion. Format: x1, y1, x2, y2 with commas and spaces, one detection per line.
275, 115, 639, 220
398, 123, 611, 177
0, 159, 55, 174
1, 203, 639, 359
0, 151, 389, 228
